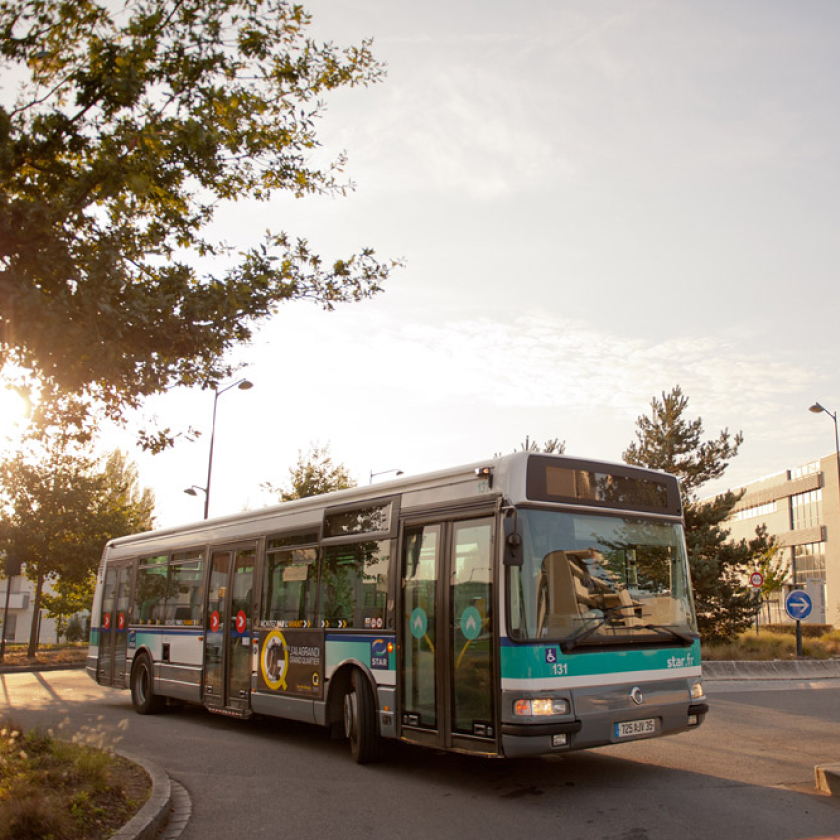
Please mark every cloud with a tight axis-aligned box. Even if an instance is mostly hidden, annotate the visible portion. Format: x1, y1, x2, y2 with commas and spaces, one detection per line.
251, 308, 814, 425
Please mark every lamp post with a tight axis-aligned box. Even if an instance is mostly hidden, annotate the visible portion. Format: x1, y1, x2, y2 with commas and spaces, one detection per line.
807, 401, 840, 626
808, 401, 840, 499
195, 378, 253, 519
369, 468, 403, 485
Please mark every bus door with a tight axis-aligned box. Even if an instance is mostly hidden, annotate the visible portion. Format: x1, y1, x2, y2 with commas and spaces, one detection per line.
97, 561, 132, 688
203, 545, 256, 715
400, 516, 496, 753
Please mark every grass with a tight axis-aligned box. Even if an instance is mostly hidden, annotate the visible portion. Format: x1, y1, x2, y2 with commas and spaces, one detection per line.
0, 642, 88, 667
702, 629, 840, 661
0, 722, 150, 840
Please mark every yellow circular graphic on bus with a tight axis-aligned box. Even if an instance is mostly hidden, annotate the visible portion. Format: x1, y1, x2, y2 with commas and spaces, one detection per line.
261, 630, 289, 691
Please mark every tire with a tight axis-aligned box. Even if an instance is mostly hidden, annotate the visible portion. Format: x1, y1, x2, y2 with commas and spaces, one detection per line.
130, 653, 165, 715
343, 670, 384, 764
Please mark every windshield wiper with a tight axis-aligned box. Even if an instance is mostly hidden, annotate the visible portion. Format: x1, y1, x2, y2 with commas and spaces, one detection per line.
560, 604, 640, 653
638, 623, 696, 646
560, 607, 696, 653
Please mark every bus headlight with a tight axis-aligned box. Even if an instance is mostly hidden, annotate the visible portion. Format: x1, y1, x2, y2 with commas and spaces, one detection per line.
513, 697, 570, 717
689, 680, 704, 701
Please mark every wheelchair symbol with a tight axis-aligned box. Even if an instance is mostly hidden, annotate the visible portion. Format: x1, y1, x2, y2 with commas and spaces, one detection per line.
545, 648, 557, 664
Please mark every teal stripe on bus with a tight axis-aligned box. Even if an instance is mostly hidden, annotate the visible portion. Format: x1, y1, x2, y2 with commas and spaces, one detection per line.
500, 638, 701, 681
325, 634, 396, 671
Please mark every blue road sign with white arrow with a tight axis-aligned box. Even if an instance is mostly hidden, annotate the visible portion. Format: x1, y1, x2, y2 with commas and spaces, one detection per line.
785, 590, 813, 621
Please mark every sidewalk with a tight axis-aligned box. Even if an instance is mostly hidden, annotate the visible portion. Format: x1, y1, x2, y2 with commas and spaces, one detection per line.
702, 658, 840, 799
703, 659, 840, 681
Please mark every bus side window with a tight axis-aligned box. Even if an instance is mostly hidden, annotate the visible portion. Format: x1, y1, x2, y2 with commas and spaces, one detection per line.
262, 547, 317, 624
131, 554, 168, 625
319, 541, 389, 630
164, 555, 204, 625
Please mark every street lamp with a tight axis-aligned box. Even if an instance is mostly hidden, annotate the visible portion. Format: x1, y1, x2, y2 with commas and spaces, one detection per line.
808, 401, 840, 495
808, 401, 840, 605
183, 485, 207, 502
369, 468, 403, 485
198, 378, 253, 519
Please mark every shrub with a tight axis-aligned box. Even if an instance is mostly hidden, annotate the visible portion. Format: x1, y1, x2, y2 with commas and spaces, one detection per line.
762, 623, 833, 638
702, 629, 840, 660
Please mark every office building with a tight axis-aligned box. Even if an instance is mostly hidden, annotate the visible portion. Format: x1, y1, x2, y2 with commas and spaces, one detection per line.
723, 453, 839, 626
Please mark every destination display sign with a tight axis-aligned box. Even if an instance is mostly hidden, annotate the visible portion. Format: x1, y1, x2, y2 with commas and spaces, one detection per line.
526, 456, 681, 515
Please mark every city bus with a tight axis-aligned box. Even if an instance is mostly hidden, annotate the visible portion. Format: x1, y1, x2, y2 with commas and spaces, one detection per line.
88, 452, 708, 762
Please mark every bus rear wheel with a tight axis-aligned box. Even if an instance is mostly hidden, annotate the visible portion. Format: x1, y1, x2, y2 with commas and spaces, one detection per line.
131, 653, 165, 715
343, 670, 383, 764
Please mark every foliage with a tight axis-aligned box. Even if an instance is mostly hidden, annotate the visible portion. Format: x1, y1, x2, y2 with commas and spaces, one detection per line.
0, 722, 148, 840
0, 0, 396, 446
0, 642, 87, 665
40, 575, 96, 643
701, 629, 840, 661
63, 614, 87, 643
0, 442, 155, 654
623, 386, 768, 642
760, 623, 835, 638
497, 436, 566, 456
263, 442, 355, 501
754, 542, 789, 600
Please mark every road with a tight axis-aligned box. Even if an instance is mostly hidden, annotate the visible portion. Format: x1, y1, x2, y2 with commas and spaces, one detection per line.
1, 671, 839, 840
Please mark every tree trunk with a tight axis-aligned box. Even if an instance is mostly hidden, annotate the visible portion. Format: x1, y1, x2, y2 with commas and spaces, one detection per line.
27, 568, 44, 658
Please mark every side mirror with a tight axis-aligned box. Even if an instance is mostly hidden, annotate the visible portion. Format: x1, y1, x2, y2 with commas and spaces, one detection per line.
503, 514, 523, 567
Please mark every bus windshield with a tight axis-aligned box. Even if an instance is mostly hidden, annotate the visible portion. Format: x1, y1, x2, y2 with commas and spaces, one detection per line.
508, 508, 697, 645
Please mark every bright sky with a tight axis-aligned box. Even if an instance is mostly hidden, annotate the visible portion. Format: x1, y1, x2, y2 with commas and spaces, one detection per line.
13, 0, 840, 528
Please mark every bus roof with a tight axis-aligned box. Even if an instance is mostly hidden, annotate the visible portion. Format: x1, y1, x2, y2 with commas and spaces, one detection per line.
103, 452, 681, 556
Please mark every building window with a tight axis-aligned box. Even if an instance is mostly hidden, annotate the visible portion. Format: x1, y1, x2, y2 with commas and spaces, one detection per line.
734, 501, 777, 522
791, 489, 822, 530
792, 542, 825, 584
790, 462, 819, 480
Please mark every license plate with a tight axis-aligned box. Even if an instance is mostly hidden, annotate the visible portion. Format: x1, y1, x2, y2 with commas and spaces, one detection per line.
614, 718, 657, 739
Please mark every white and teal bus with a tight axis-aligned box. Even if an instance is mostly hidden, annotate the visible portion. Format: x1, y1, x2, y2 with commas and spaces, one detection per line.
88, 452, 708, 762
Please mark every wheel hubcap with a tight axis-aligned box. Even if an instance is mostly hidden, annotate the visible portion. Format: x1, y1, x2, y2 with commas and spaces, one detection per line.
344, 691, 357, 740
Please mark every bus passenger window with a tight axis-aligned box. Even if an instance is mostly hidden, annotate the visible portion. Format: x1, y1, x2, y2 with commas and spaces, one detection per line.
319, 541, 389, 630
262, 547, 317, 625
164, 553, 204, 625
131, 554, 168, 624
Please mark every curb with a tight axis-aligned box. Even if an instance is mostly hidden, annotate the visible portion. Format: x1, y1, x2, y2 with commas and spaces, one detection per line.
702, 660, 840, 799
816, 764, 840, 797
702, 660, 840, 681
0, 661, 86, 674
109, 751, 172, 840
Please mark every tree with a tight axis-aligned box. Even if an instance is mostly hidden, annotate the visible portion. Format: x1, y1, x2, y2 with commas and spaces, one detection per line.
264, 443, 355, 501
0, 0, 396, 447
41, 449, 154, 639
754, 541, 789, 624
623, 386, 768, 642
497, 436, 566, 456
39, 576, 95, 643
0, 444, 154, 655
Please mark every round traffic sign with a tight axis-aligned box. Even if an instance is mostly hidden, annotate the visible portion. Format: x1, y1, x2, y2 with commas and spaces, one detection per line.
749, 571, 764, 589
236, 610, 247, 634
785, 590, 813, 622
210, 611, 221, 633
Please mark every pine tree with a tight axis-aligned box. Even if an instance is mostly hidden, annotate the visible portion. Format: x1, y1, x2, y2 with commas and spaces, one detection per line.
496, 436, 566, 456
623, 386, 768, 642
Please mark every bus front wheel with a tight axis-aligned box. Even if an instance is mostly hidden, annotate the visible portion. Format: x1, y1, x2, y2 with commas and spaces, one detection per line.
131, 654, 165, 715
343, 670, 383, 764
